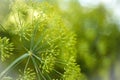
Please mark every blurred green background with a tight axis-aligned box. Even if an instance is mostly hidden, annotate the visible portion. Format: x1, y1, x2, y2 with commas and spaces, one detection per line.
0, 0, 120, 80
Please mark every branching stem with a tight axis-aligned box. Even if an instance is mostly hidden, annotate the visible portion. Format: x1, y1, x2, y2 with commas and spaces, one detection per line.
0, 53, 29, 79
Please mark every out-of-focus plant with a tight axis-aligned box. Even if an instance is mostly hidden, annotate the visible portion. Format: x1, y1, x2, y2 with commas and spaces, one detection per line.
58, 0, 120, 80
0, 0, 10, 23
0, 0, 82, 80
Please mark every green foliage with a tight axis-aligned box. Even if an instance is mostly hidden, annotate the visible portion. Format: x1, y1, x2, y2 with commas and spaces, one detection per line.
17, 68, 36, 80
59, 0, 120, 79
1, 0, 119, 80
63, 57, 81, 80
0, 0, 82, 80
0, 37, 14, 61
1, 76, 13, 80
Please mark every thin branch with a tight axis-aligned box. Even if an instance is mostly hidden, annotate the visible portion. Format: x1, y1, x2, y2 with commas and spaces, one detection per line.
0, 53, 29, 79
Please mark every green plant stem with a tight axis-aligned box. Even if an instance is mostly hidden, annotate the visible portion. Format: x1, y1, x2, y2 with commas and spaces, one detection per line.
31, 56, 41, 80
32, 54, 46, 80
0, 24, 8, 33
0, 53, 29, 79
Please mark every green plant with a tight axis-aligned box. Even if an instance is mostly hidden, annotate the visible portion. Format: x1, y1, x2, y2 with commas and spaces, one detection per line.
59, 0, 120, 79
0, 0, 82, 80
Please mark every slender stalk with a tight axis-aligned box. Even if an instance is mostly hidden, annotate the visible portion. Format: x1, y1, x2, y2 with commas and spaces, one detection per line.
30, 9, 40, 50
46, 72, 52, 80
0, 53, 29, 79
31, 56, 41, 80
0, 24, 8, 33
32, 54, 42, 62
34, 42, 49, 54
53, 69, 63, 76
30, 25, 38, 50
32, 28, 47, 51
0, 24, 10, 36
24, 56, 30, 73
32, 54, 46, 80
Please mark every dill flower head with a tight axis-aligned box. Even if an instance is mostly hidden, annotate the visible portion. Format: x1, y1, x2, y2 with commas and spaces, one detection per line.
0, 0, 82, 79
0, 37, 14, 61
